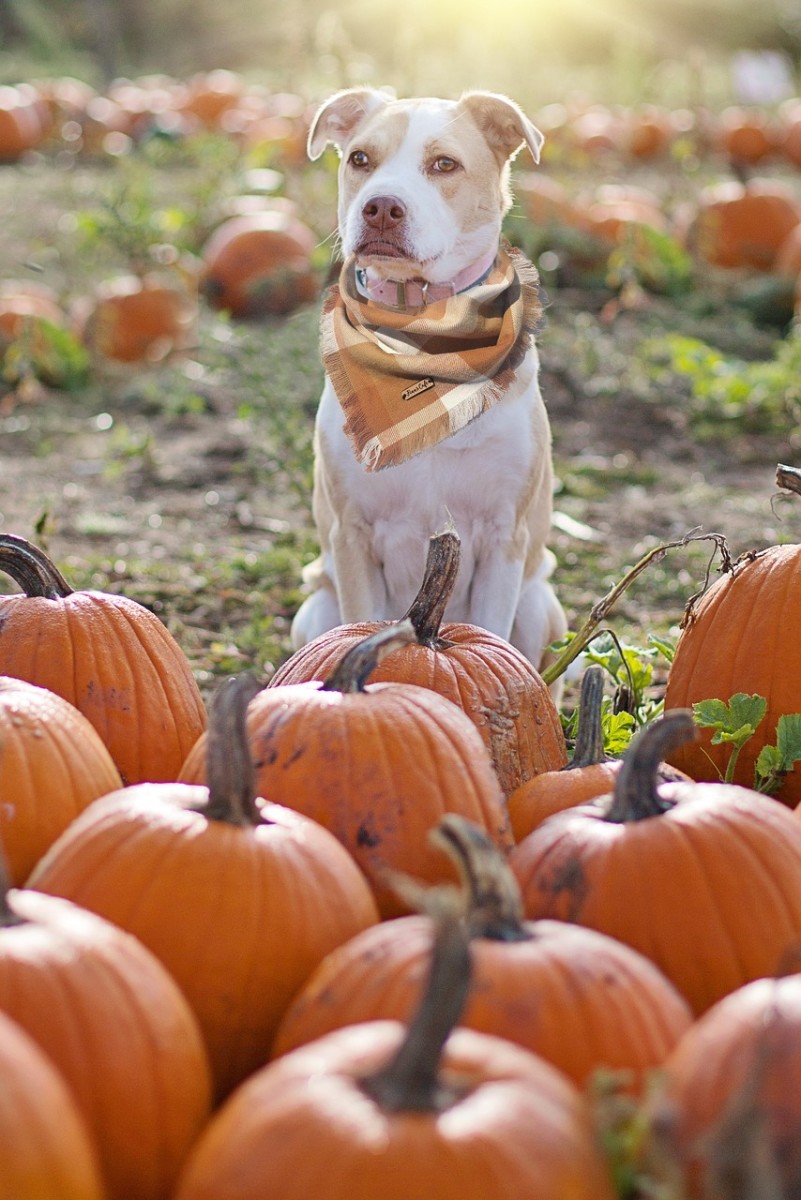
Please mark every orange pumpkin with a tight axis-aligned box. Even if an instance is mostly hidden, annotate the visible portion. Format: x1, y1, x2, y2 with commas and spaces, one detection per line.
273, 532, 567, 798
180, 625, 513, 917
273, 814, 692, 1087
510, 711, 801, 1014
77, 272, 197, 363
620, 106, 674, 160
29, 674, 380, 1101
0, 84, 46, 160
714, 105, 776, 165
651, 972, 801, 1198
0, 676, 121, 883
678, 179, 801, 271
664, 480, 801, 806
0, 1008, 104, 1200
508, 666, 689, 840
0, 855, 212, 1200
199, 209, 319, 317
177, 69, 245, 129
514, 172, 586, 229
0, 533, 206, 785
0, 280, 67, 342
508, 665, 619, 839
174, 905, 617, 1200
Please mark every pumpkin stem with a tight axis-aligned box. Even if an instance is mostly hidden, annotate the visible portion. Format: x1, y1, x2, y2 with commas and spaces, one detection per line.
605, 710, 698, 823
203, 674, 264, 826
401, 530, 460, 646
433, 814, 529, 942
0, 841, 26, 928
321, 621, 417, 694
568, 665, 608, 769
0, 533, 73, 599
359, 900, 472, 1113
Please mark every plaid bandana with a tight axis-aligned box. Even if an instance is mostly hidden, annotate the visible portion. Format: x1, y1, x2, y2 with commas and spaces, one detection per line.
320, 243, 545, 471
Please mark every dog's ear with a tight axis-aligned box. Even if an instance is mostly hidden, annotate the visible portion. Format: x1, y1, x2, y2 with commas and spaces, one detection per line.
458, 91, 544, 164
307, 87, 395, 160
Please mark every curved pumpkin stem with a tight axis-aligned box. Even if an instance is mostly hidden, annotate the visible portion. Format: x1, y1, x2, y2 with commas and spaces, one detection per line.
433, 814, 529, 943
568, 665, 608, 770
359, 901, 472, 1113
321, 621, 416, 694
606, 710, 698, 823
0, 534, 73, 599
402, 530, 460, 647
203, 674, 264, 827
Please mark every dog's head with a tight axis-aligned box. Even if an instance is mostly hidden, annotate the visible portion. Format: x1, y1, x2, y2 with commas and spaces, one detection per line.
308, 88, 542, 286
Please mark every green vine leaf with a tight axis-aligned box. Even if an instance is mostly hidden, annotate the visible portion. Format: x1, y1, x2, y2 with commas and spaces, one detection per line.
691, 694, 767, 783
755, 714, 801, 796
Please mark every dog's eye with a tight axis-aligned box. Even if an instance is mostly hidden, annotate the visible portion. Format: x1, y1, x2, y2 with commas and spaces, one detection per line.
432, 156, 460, 174
348, 149, 370, 169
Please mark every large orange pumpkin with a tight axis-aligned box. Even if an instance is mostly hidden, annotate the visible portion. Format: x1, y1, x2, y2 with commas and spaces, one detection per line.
0, 1008, 104, 1200
273, 532, 567, 799
651, 972, 801, 1198
510, 711, 801, 1014
180, 625, 513, 917
0, 676, 121, 883
678, 179, 801, 271
664, 486, 801, 805
0, 855, 212, 1200
29, 674, 380, 1101
174, 905, 617, 1200
199, 209, 319, 317
0, 532, 206, 784
273, 813, 692, 1087
77, 272, 197, 364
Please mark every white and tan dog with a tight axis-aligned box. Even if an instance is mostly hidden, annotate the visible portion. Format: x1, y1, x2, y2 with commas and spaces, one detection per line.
290, 87, 566, 671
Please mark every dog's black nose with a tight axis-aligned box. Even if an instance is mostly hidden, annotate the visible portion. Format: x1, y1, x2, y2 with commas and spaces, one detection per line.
362, 195, 406, 230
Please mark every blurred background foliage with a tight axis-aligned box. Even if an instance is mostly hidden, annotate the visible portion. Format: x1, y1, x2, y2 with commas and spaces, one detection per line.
1, 0, 800, 109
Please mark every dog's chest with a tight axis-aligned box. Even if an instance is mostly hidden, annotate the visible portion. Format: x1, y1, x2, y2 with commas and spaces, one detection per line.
317, 363, 543, 608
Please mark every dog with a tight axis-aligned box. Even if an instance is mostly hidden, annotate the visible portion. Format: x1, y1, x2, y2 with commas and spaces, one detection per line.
290, 87, 567, 675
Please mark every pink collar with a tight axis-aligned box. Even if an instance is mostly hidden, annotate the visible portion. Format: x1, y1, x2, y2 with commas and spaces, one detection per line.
355, 248, 499, 310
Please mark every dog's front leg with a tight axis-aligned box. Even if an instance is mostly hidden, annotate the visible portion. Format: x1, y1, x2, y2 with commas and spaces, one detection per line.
465, 542, 526, 643
328, 512, 389, 622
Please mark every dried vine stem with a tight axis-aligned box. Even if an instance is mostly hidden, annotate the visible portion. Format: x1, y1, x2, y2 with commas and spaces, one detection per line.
776, 463, 801, 497
541, 530, 731, 688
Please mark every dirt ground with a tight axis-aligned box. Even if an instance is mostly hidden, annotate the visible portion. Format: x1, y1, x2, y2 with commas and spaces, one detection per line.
0, 161, 798, 698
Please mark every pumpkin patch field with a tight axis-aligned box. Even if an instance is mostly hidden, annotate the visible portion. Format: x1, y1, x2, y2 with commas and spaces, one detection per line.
5, 68, 801, 1199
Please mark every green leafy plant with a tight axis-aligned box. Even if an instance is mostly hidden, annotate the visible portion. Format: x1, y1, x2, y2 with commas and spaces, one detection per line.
640, 330, 801, 440
692, 693, 801, 794
1, 318, 90, 394
606, 224, 693, 297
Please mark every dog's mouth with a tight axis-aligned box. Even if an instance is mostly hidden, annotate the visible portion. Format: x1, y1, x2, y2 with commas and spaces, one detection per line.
354, 236, 412, 262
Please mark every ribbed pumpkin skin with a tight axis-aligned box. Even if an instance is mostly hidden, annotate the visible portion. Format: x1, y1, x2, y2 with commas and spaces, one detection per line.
272, 913, 692, 1085
174, 1021, 617, 1200
510, 782, 801, 1014
271, 622, 567, 799
179, 681, 513, 918
0, 888, 212, 1200
0, 677, 121, 882
664, 545, 801, 804
0, 589, 206, 785
0, 1008, 104, 1200
654, 975, 801, 1198
28, 785, 380, 1100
